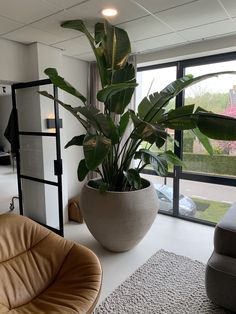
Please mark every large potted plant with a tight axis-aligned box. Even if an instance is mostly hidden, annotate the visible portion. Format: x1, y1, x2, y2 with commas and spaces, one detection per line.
40, 19, 236, 252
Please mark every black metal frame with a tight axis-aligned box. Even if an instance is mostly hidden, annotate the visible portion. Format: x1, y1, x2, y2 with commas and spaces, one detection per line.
138, 51, 236, 227
11, 79, 64, 236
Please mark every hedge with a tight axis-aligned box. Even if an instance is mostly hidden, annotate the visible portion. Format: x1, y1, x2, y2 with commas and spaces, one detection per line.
183, 153, 236, 176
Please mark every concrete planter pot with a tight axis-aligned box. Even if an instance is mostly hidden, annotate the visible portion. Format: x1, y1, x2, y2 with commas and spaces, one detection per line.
80, 179, 159, 252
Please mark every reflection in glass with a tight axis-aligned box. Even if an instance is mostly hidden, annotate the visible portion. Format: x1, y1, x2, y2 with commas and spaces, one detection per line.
142, 174, 174, 214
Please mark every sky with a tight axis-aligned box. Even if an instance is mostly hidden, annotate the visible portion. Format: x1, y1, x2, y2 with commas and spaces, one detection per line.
136, 59, 236, 100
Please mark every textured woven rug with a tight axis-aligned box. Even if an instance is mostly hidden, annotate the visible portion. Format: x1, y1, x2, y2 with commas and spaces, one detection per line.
94, 249, 232, 314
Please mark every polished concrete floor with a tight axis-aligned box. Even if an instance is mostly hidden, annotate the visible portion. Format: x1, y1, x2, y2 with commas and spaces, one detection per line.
64, 214, 215, 303
0, 165, 19, 214
0, 166, 215, 304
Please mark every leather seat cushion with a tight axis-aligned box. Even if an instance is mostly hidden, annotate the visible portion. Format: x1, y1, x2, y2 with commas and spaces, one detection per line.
0, 214, 102, 313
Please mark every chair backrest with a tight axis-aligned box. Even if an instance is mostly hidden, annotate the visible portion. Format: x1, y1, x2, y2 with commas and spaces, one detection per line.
0, 214, 73, 309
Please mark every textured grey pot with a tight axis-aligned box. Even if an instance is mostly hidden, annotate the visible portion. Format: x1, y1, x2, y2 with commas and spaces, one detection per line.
80, 179, 159, 252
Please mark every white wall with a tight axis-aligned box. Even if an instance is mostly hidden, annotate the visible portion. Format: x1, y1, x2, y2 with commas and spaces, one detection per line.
0, 95, 12, 152
0, 38, 28, 83
0, 38, 88, 225
137, 34, 236, 66
61, 56, 88, 200
27, 43, 88, 224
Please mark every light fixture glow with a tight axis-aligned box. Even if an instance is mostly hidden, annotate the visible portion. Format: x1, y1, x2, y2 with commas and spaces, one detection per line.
101, 8, 118, 17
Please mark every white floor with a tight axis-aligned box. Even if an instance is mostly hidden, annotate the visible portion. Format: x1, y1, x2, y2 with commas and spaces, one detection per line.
64, 214, 215, 304
0, 166, 215, 305
0, 165, 19, 214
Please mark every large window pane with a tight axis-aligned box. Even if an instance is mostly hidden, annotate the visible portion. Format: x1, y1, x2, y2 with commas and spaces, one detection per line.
141, 173, 174, 214
179, 180, 234, 223
136, 66, 177, 171
183, 60, 236, 178
137, 55, 236, 226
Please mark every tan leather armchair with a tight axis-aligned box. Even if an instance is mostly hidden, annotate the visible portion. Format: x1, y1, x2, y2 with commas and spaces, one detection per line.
0, 213, 102, 313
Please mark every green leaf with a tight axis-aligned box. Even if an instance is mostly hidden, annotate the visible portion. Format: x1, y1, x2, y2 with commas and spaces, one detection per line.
88, 179, 108, 192
196, 112, 236, 140
107, 116, 120, 144
103, 20, 131, 70
160, 72, 236, 103
192, 128, 213, 156
39, 90, 89, 129
123, 169, 141, 190
168, 104, 195, 118
135, 149, 168, 176
155, 137, 166, 149
44, 68, 86, 104
62, 19, 89, 35
88, 180, 99, 189
97, 80, 137, 104
77, 159, 89, 181
142, 71, 236, 123
119, 111, 130, 137
108, 63, 136, 114
160, 150, 183, 166
138, 97, 153, 119
62, 20, 108, 87
77, 105, 107, 132
65, 135, 85, 149
77, 105, 119, 143
94, 22, 105, 44
160, 105, 196, 130
99, 182, 109, 193
83, 134, 111, 170
130, 111, 168, 144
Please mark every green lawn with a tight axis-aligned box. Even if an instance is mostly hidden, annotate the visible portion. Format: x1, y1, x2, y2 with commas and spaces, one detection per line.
192, 197, 231, 223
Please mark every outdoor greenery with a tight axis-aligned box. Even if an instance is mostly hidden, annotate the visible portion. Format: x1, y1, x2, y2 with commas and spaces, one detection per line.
185, 92, 228, 113
183, 153, 236, 176
40, 19, 236, 192
193, 197, 230, 223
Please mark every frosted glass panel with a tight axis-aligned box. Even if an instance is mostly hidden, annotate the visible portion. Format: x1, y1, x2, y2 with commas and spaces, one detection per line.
21, 179, 59, 229
19, 135, 57, 182
16, 84, 54, 133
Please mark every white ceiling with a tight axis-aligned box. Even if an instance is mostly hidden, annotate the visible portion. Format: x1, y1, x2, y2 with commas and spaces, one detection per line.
0, 0, 236, 61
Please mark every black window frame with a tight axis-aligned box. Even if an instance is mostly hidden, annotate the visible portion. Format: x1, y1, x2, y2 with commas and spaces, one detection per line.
138, 51, 236, 227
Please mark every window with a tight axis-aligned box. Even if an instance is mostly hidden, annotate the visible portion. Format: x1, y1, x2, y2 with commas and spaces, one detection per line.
136, 65, 177, 169
137, 52, 236, 226
183, 60, 236, 178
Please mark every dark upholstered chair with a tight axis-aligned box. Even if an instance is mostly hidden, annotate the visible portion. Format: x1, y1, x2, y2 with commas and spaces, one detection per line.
205, 203, 236, 312
0, 213, 102, 313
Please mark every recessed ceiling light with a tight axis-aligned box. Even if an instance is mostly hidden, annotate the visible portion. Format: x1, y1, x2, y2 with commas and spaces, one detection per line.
101, 8, 118, 17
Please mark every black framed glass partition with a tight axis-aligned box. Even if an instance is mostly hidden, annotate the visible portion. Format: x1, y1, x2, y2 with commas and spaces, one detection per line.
12, 79, 64, 235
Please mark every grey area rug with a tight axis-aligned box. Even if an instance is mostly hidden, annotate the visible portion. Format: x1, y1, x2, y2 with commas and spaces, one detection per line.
94, 249, 232, 314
